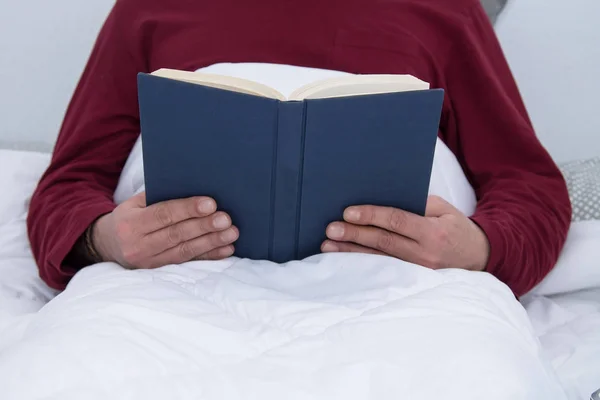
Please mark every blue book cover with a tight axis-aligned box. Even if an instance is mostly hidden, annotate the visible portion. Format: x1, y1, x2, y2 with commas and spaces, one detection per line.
138, 71, 444, 263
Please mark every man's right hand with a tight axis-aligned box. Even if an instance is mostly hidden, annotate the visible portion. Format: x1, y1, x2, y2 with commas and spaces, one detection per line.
92, 192, 238, 269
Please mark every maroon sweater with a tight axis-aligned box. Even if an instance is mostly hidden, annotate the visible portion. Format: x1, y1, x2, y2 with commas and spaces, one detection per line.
27, 0, 571, 296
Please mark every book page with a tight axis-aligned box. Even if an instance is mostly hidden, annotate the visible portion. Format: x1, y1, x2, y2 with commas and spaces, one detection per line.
152, 65, 429, 101
151, 68, 287, 100
197, 63, 353, 100
289, 75, 430, 100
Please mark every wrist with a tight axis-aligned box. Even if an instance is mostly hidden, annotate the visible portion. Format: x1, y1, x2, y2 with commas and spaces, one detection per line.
91, 213, 114, 263
64, 215, 106, 270
472, 223, 491, 272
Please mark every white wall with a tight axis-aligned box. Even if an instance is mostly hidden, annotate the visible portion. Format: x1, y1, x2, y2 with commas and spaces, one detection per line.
496, 0, 600, 162
0, 0, 114, 151
0, 0, 598, 161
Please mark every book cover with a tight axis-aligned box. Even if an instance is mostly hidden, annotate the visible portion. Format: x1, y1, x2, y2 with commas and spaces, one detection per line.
138, 73, 444, 262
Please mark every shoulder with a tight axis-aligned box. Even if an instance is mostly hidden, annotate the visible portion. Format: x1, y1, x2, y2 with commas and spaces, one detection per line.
368, 0, 483, 18
345, 0, 492, 64
359, 0, 488, 36
109, 0, 176, 22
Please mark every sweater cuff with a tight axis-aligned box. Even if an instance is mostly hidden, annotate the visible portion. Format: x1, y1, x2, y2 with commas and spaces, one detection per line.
469, 213, 510, 289
44, 201, 115, 290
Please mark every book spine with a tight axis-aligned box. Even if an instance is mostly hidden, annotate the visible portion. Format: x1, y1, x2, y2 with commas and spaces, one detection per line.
270, 101, 306, 263
294, 102, 308, 259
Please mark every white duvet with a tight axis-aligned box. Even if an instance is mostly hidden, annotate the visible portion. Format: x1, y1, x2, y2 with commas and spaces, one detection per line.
0, 254, 566, 400
0, 142, 570, 400
1, 64, 599, 399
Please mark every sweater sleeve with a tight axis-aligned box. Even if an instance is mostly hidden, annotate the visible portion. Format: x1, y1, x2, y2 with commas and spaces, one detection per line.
27, 2, 146, 290
441, 4, 572, 297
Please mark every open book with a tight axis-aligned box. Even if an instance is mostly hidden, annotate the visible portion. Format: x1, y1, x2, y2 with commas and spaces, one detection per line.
150, 67, 430, 101
138, 65, 444, 262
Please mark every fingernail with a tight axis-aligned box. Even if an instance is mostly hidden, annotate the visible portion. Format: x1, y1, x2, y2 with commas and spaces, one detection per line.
322, 241, 338, 252
327, 223, 344, 239
221, 228, 238, 242
344, 207, 361, 222
214, 214, 230, 229
199, 199, 216, 213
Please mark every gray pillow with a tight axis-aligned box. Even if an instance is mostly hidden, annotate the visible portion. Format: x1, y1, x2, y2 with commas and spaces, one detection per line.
560, 157, 600, 221
481, 0, 508, 24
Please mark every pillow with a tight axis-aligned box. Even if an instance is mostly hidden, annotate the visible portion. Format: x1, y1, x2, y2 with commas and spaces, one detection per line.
527, 158, 600, 296
0, 150, 57, 315
481, 0, 508, 23
560, 157, 600, 221
527, 220, 600, 296
0, 140, 53, 153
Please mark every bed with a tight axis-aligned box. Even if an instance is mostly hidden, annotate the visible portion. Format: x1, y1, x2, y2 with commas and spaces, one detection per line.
1, 1, 599, 399
1, 139, 599, 399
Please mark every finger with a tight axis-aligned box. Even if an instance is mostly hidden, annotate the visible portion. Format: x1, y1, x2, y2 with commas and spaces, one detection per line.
321, 240, 386, 256
326, 222, 422, 260
142, 212, 232, 255
141, 196, 218, 233
425, 195, 460, 218
343, 205, 428, 241
123, 191, 147, 208
145, 226, 239, 268
194, 245, 235, 261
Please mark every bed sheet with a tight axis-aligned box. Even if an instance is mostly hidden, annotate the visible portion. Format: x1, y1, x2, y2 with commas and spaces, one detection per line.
0, 148, 598, 399
523, 289, 600, 398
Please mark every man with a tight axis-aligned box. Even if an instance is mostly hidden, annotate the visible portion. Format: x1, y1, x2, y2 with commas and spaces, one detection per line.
27, 0, 571, 297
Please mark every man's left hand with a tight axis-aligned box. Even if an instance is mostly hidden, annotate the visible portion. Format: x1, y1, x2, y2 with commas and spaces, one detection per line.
321, 195, 490, 272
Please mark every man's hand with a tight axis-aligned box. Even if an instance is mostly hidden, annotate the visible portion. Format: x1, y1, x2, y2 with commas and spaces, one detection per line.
321, 195, 490, 272
92, 192, 238, 269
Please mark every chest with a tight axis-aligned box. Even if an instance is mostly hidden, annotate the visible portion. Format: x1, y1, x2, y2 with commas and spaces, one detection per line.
143, 4, 433, 81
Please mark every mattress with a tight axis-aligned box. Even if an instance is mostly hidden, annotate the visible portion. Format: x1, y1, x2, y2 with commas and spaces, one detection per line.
0, 148, 598, 399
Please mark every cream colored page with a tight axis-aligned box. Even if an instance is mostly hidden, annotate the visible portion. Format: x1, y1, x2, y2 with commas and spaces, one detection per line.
151, 68, 286, 100
197, 63, 353, 99
289, 75, 430, 100
154, 64, 428, 101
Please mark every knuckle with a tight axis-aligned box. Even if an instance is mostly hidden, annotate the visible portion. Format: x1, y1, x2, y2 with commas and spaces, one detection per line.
154, 204, 173, 227
376, 230, 395, 252
389, 209, 406, 232
166, 224, 183, 246
337, 242, 352, 253
346, 225, 359, 241
177, 242, 193, 261
363, 207, 376, 224
198, 218, 215, 235
214, 230, 229, 246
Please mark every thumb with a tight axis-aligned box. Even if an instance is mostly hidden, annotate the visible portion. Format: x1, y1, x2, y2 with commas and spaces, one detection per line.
124, 191, 147, 209
425, 195, 460, 218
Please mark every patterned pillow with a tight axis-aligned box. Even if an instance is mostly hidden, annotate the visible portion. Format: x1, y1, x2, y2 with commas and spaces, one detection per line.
560, 157, 600, 221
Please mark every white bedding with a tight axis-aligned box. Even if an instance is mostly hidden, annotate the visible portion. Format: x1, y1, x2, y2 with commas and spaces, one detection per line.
0, 255, 566, 400
0, 150, 56, 317
1, 146, 599, 399
0, 56, 598, 400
